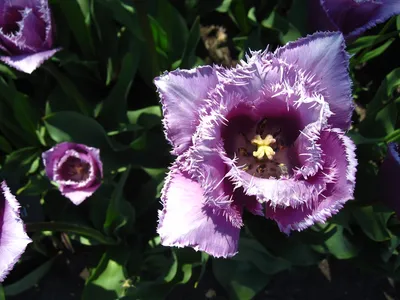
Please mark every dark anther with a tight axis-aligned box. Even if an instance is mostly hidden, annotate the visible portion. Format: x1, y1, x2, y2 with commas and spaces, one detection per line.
256, 164, 266, 174
238, 147, 248, 156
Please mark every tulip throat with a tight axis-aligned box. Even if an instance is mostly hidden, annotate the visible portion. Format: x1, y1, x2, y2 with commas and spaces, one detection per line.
61, 156, 90, 182
251, 134, 276, 160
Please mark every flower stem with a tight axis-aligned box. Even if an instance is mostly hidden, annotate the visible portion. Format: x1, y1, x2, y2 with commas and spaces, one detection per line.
26, 222, 118, 245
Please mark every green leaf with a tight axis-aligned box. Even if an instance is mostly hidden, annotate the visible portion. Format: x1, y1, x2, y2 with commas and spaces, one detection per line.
313, 225, 360, 259
0, 79, 39, 144
151, 0, 189, 62
230, 0, 251, 33
104, 168, 135, 237
0, 285, 5, 300
179, 17, 201, 69
43, 111, 132, 172
2, 147, 40, 181
0, 64, 17, 79
232, 237, 291, 275
0, 135, 12, 153
357, 38, 395, 64
44, 111, 118, 150
125, 282, 173, 300
77, 0, 91, 23
4, 257, 56, 296
346, 130, 383, 145
149, 16, 169, 59
261, 10, 302, 44
26, 222, 117, 245
213, 259, 270, 300
0, 79, 38, 145
43, 64, 90, 115
360, 68, 400, 138
83, 248, 129, 300
12, 94, 40, 143
287, 0, 307, 36
352, 205, 393, 242
127, 106, 162, 130
97, 0, 142, 40
348, 32, 399, 54
216, 0, 232, 13
164, 251, 178, 282
385, 128, 400, 143
97, 50, 140, 126
58, 0, 94, 57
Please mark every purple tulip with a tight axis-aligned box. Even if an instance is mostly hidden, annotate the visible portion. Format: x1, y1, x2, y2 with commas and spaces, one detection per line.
310, 0, 400, 40
154, 32, 357, 257
379, 143, 400, 215
0, 0, 60, 73
0, 181, 31, 282
42, 142, 103, 205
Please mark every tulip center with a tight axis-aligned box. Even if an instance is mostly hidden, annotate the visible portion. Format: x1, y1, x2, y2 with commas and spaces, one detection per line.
2, 7, 23, 35
59, 156, 90, 182
223, 115, 300, 179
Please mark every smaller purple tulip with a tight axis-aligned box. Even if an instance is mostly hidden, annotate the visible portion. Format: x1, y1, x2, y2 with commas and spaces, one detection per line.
0, 181, 32, 282
379, 143, 400, 215
309, 0, 400, 41
0, 0, 60, 73
42, 142, 103, 205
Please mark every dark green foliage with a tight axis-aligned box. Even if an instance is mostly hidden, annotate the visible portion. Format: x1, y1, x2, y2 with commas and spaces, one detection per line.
1, 1, 400, 299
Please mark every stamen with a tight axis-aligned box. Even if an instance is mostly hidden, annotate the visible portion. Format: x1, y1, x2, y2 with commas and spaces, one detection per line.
251, 134, 276, 160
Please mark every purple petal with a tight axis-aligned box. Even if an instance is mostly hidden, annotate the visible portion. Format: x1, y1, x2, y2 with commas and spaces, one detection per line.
0, 47, 60, 73
154, 66, 219, 155
18, 7, 45, 49
379, 143, 400, 215
61, 186, 101, 206
275, 32, 353, 130
0, 181, 31, 282
5, 1, 40, 7
157, 167, 241, 258
265, 128, 357, 233
308, 0, 338, 32
37, 0, 54, 48
321, 0, 400, 40
225, 157, 320, 207
42, 141, 77, 180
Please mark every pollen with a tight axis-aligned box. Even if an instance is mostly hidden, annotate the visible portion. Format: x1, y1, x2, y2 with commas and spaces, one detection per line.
251, 134, 276, 160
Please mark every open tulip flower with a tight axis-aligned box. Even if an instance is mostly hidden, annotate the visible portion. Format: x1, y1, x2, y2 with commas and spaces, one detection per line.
0, 0, 60, 73
154, 32, 357, 257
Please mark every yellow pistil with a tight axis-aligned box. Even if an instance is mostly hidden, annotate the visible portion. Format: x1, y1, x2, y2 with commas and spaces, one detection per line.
251, 134, 276, 160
